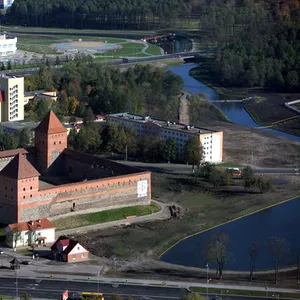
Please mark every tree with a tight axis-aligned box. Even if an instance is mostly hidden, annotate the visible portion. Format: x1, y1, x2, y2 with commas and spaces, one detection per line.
83, 106, 95, 123
0, 127, 18, 151
163, 138, 177, 163
198, 162, 215, 179
248, 241, 259, 281
208, 168, 224, 188
205, 233, 230, 279
18, 128, 32, 148
182, 293, 204, 300
55, 56, 60, 66
11, 225, 22, 250
268, 237, 290, 283
286, 70, 299, 89
20, 292, 32, 300
242, 166, 254, 189
112, 295, 123, 300
184, 137, 203, 173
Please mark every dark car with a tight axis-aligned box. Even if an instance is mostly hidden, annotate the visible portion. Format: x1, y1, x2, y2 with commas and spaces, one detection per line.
21, 260, 32, 265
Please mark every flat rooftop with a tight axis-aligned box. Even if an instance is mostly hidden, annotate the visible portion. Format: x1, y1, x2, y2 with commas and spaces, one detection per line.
0, 120, 39, 131
108, 113, 218, 135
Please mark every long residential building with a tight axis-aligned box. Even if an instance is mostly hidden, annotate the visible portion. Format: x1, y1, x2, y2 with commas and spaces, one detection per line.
0, 75, 24, 122
106, 113, 223, 163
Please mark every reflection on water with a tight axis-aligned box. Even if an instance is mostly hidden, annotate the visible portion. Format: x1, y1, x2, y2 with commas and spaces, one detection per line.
161, 197, 300, 270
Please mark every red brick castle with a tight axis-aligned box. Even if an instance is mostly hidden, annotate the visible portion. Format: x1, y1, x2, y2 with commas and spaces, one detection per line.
0, 111, 151, 224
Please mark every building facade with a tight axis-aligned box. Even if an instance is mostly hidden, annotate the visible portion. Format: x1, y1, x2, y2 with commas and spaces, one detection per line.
0, 76, 24, 122
5, 218, 56, 248
0, 34, 17, 55
0, 111, 151, 224
106, 113, 223, 163
51, 236, 89, 263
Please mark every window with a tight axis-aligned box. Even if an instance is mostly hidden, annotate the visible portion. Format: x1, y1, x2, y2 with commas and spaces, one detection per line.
30, 187, 32, 190
23, 188, 25, 191
77, 246, 80, 250
72, 255, 76, 260
30, 195, 32, 198
82, 253, 85, 258
23, 196, 25, 199
54, 142, 56, 145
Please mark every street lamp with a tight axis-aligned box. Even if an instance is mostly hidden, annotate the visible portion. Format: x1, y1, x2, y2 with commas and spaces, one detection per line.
97, 270, 100, 292
15, 270, 18, 300
206, 264, 209, 299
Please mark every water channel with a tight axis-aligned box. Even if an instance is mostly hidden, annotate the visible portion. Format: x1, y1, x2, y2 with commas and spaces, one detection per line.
160, 64, 300, 271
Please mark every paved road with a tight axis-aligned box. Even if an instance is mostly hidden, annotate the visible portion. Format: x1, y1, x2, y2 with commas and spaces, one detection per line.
115, 161, 300, 176
0, 277, 289, 300
0, 50, 214, 77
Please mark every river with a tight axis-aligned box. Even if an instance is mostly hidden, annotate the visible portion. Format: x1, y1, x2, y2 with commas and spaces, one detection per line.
160, 64, 300, 271
168, 64, 300, 142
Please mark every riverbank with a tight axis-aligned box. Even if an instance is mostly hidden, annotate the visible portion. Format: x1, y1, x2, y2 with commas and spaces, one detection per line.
190, 58, 300, 137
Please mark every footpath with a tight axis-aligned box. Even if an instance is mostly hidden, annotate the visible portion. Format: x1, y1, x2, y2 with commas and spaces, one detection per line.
51, 200, 171, 237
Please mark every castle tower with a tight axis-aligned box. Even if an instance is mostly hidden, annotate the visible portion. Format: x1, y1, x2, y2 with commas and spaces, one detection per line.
34, 110, 67, 173
0, 154, 40, 224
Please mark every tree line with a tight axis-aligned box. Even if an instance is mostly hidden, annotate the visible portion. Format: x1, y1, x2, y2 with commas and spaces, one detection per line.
6, 0, 192, 29
68, 122, 202, 164
199, 0, 300, 91
24, 63, 183, 122
0, 127, 32, 151
205, 232, 292, 284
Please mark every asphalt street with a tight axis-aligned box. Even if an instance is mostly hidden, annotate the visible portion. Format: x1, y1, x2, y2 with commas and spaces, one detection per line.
0, 277, 287, 300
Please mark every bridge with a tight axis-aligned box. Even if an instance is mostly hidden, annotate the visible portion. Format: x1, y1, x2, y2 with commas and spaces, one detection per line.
0, 49, 216, 77
142, 33, 175, 42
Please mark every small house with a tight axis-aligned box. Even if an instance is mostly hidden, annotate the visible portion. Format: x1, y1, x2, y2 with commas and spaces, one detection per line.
51, 236, 89, 263
5, 218, 56, 248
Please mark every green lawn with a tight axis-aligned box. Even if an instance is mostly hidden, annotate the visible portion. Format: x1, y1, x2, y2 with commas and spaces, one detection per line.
191, 286, 297, 299
105, 42, 145, 57
145, 43, 162, 55
53, 202, 160, 231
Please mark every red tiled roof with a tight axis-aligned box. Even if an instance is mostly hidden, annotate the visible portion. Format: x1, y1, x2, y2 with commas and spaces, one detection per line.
35, 110, 67, 134
0, 153, 40, 180
51, 235, 88, 254
8, 218, 55, 232
0, 148, 28, 159
0, 90, 5, 102
58, 239, 71, 247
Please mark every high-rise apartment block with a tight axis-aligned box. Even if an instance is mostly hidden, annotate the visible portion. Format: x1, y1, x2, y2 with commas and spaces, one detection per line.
0, 76, 24, 122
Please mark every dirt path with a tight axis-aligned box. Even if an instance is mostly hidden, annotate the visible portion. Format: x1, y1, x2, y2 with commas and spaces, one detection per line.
55, 200, 171, 237
179, 91, 190, 125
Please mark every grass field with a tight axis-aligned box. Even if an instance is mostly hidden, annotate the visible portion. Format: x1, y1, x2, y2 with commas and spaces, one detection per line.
53, 202, 160, 231
76, 171, 300, 259
191, 287, 295, 299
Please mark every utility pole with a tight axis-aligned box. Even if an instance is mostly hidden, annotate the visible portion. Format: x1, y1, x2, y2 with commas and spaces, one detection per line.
206, 263, 209, 299
15, 270, 18, 300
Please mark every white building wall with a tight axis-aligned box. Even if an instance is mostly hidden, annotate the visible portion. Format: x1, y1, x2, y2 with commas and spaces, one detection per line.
211, 133, 222, 163
0, 35, 17, 56
5, 227, 55, 248
68, 243, 88, 255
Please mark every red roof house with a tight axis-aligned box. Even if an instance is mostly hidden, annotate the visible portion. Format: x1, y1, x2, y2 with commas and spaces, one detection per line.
51, 236, 89, 263
5, 218, 56, 248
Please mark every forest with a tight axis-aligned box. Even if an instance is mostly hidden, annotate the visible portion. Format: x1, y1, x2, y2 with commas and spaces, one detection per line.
6, 0, 192, 29
198, 0, 300, 90
24, 62, 183, 121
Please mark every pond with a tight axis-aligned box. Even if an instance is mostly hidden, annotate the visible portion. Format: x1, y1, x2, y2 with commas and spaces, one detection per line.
161, 197, 300, 271
168, 64, 300, 142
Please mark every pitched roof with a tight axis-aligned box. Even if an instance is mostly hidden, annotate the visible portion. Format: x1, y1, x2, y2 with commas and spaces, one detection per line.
35, 110, 67, 134
0, 153, 40, 180
0, 148, 28, 159
51, 235, 88, 254
8, 218, 55, 232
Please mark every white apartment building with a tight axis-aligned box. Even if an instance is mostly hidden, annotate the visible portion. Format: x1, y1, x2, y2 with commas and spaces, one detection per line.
0, 76, 24, 122
0, 34, 17, 56
0, 0, 14, 8
106, 113, 223, 163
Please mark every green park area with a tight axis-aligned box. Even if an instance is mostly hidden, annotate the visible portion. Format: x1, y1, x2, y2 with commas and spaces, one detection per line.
53, 202, 160, 231
15, 33, 161, 58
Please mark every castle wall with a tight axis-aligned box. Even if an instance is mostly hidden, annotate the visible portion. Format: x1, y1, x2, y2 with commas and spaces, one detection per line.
19, 171, 151, 221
